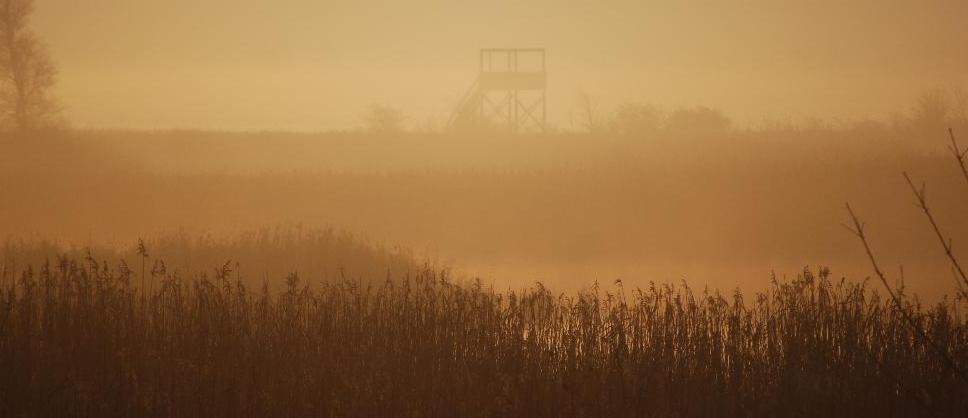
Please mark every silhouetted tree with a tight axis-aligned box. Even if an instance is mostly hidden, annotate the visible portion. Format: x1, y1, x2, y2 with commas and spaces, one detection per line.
0, 0, 59, 131
609, 102, 664, 136
362, 104, 406, 134
911, 89, 949, 136
575, 92, 603, 134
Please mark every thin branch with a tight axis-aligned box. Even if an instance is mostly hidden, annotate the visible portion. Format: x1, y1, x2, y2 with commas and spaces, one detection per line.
903, 172, 968, 296
953, 267, 968, 302
844, 203, 968, 385
949, 128, 968, 188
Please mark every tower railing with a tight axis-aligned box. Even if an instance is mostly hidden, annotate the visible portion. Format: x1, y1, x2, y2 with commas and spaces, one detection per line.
448, 49, 547, 133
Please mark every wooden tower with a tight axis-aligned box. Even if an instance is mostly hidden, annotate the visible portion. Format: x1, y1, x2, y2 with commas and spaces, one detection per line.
449, 48, 547, 132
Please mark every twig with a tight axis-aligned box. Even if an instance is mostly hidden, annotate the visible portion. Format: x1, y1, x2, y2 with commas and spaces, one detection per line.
903, 172, 968, 299
948, 128, 968, 188
953, 267, 967, 302
843, 203, 968, 385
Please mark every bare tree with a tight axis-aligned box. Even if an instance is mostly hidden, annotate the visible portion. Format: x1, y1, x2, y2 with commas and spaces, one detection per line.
575, 92, 602, 134
910, 89, 950, 138
610, 102, 664, 136
361, 104, 406, 134
0, 0, 59, 131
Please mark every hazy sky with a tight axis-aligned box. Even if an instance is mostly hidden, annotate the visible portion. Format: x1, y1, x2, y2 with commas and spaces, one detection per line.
34, 0, 968, 130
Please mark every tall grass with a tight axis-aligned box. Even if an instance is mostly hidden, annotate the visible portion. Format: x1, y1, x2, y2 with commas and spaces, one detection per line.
1, 226, 418, 292
1, 256, 964, 417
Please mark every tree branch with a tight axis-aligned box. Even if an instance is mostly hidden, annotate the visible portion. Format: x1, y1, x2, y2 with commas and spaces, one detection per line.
844, 203, 968, 385
903, 172, 968, 298
949, 128, 968, 188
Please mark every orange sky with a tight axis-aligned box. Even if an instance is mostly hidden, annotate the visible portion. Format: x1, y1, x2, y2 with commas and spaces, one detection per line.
34, 0, 968, 130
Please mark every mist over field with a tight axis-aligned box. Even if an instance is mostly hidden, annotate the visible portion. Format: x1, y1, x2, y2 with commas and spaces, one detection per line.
2, 1, 968, 416
3, 127, 968, 300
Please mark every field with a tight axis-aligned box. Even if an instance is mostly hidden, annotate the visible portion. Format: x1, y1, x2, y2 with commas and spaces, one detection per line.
3, 126, 967, 296
5, 0, 968, 415
2, 125, 968, 416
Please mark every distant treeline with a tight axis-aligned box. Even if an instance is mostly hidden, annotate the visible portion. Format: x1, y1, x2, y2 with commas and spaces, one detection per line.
357, 88, 968, 136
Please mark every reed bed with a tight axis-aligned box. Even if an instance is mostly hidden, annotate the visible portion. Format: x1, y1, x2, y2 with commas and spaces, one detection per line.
0, 256, 965, 417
